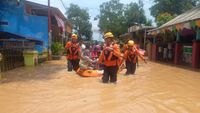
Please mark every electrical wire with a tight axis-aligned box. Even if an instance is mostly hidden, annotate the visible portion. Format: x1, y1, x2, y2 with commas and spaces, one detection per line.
59, 0, 68, 11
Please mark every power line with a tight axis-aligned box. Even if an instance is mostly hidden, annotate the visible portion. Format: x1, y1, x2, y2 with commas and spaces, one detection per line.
59, 0, 68, 11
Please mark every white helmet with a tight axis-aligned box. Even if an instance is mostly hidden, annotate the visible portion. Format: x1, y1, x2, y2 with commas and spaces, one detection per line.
81, 44, 86, 50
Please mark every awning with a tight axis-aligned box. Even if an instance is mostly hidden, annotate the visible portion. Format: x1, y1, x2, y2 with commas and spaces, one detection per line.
54, 14, 65, 32
149, 5, 200, 35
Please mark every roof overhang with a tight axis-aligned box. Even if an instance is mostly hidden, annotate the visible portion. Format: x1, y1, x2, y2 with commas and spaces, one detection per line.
0, 31, 43, 45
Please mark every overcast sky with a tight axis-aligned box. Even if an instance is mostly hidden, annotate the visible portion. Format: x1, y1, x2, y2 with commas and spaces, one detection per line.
27, 0, 155, 41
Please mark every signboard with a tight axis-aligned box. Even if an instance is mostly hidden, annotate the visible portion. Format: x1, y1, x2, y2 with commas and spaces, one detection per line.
183, 46, 192, 54
183, 46, 192, 64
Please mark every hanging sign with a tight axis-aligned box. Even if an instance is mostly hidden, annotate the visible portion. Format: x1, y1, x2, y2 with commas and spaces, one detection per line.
195, 19, 200, 27
151, 31, 157, 36
175, 24, 183, 31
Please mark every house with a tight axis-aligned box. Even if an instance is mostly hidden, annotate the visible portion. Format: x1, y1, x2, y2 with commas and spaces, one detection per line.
0, 0, 72, 71
148, 5, 200, 69
119, 25, 155, 52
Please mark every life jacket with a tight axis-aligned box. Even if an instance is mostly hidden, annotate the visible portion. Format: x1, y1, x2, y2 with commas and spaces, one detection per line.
127, 48, 137, 63
67, 42, 80, 60
102, 44, 119, 66
123, 44, 128, 52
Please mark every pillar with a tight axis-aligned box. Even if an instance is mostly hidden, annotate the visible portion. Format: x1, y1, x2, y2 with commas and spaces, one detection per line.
174, 43, 183, 65
151, 44, 157, 61
174, 31, 182, 65
196, 28, 200, 40
176, 31, 180, 42
151, 37, 157, 61
192, 28, 200, 68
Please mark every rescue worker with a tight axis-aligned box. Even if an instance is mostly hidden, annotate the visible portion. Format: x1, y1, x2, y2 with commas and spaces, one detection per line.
98, 32, 121, 83
65, 34, 81, 71
124, 41, 139, 67
123, 40, 146, 75
65, 39, 72, 71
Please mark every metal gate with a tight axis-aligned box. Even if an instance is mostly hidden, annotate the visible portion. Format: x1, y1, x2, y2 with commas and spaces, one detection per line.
0, 41, 35, 72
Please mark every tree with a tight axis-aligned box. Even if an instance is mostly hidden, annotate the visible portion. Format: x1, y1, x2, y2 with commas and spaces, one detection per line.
156, 12, 174, 27
124, 1, 149, 27
66, 4, 92, 41
98, 0, 126, 36
146, 19, 153, 26
98, 0, 150, 37
150, 0, 200, 26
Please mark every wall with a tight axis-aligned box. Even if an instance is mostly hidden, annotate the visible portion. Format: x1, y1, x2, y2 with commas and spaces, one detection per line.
0, 0, 48, 53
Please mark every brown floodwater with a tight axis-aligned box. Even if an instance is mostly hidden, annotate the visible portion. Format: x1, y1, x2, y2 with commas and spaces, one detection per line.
0, 59, 200, 113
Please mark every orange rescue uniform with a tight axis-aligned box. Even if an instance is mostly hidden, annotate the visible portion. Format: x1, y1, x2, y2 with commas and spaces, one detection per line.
65, 41, 81, 71
98, 43, 121, 83
123, 46, 145, 75
98, 43, 121, 66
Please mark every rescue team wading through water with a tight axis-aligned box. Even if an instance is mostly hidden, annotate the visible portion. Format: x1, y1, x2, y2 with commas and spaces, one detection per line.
65, 33, 147, 81
98, 32, 121, 83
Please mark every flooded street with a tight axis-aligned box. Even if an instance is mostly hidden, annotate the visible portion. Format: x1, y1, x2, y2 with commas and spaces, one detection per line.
0, 58, 200, 113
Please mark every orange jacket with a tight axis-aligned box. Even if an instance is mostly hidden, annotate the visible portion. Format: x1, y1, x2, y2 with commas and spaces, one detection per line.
123, 44, 128, 52
98, 43, 121, 67
124, 46, 144, 63
65, 41, 80, 60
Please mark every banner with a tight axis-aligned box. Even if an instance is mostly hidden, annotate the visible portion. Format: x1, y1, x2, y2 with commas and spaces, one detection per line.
54, 14, 65, 32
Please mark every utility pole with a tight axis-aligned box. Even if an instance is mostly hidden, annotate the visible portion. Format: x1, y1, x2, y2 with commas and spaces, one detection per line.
48, 0, 52, 60
48, 0, 51, 32
144, 28, 147, 50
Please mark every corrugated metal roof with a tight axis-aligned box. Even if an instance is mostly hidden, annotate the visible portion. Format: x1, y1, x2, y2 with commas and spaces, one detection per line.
129, 25, 155, 32
150, 5, 200, 32
119, 32, 131, 38
25, 1, 67, 21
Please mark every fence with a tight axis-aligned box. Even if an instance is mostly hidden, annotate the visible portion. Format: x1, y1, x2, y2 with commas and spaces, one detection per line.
0, 41, 35, 72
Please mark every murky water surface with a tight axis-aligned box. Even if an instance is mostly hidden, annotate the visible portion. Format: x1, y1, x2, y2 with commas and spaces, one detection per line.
0, 59, 200, 113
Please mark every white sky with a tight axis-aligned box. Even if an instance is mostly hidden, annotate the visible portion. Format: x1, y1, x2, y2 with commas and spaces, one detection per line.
27, 0, 155, 41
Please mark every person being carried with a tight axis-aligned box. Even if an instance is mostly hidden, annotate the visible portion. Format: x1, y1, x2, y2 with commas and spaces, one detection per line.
98, 32, 121, 83
80, 44, 97, 70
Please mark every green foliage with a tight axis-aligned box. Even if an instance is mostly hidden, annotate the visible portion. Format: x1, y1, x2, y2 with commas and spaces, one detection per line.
146, 19, 153, 26
156, 12, 174, 27
98, 0, 126, 36
124, 1, 147, 27
150, 0, 200, 24
98, 0, 150, 37
66, 4, 92, 41
51, 42, 63, 55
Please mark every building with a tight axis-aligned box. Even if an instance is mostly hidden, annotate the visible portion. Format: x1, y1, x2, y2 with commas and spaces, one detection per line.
0, 0, 72, 72
119, 25, 155, 54
148, 6, 200, 69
